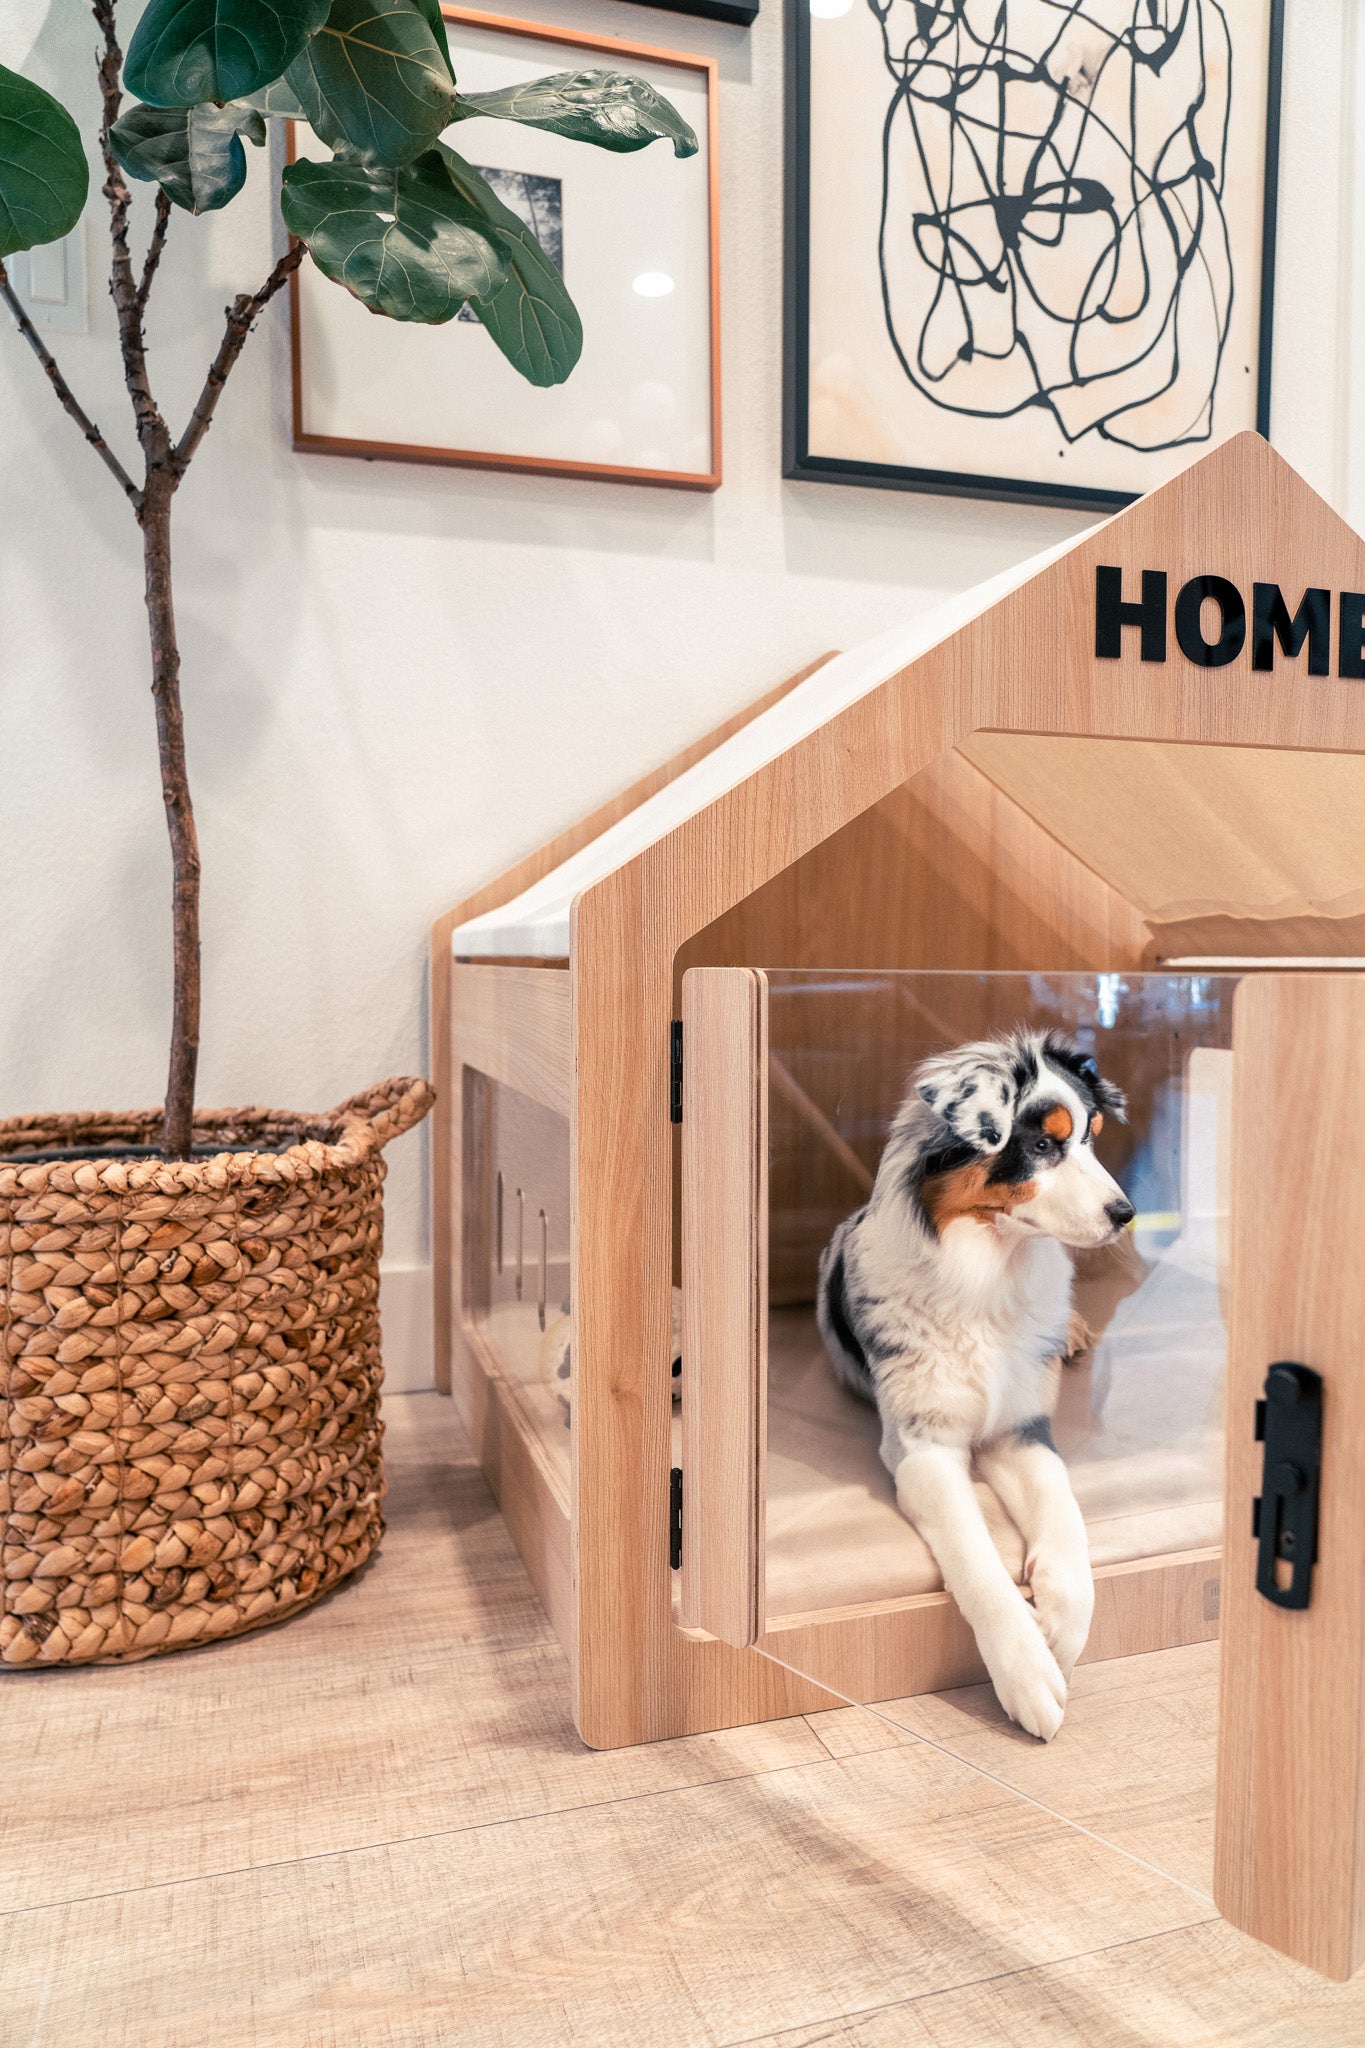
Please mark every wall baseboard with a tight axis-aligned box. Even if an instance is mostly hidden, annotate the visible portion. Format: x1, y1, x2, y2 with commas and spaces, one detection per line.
379, 1263, 435, 1394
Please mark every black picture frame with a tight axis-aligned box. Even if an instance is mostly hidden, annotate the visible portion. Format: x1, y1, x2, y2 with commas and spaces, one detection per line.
784, 0, 1285, 513
620, 0, 758, 26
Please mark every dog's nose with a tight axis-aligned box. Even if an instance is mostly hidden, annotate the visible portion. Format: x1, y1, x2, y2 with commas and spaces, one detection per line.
1106, 1197, 1135, 1230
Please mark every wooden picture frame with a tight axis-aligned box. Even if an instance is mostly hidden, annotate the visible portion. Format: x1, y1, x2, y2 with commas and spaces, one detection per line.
784, 0, 1285, 512
289, 7, 721, 491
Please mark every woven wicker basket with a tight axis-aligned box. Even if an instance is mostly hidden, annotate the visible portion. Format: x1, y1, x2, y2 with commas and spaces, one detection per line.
0, 1075, 433, 1667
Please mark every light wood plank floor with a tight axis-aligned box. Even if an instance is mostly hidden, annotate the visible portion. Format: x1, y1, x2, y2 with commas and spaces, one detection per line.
3, 1390, 1363, 2046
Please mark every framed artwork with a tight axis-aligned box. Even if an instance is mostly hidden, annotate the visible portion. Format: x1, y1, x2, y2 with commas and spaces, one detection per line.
785, 0, 1285, 511
621, 0, 759, 23
290, 8, 720, 490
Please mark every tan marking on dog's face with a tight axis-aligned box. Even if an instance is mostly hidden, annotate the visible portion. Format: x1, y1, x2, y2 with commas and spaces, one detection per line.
922, 1160, 1038, 1231
1042, 1105, 1073, 1142
1090, 1112, 1104, 1137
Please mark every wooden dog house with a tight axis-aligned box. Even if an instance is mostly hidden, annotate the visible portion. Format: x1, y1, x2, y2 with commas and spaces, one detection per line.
432, 432, 1365, 1979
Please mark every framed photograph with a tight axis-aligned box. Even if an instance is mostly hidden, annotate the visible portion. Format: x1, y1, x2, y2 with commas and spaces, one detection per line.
785, 0, 1284, 511
290, 8, 720, 490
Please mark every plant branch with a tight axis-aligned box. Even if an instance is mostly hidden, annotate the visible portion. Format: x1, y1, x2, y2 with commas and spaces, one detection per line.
172, 242, 305, 475
93, 0, 170, 461
0, 260, 143, 511
135, 189, 173, 319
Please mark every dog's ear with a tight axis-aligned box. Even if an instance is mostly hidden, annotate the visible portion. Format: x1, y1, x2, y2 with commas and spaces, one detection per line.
1041, 1034, 1128, 1125
914, 1046, 1017, 1154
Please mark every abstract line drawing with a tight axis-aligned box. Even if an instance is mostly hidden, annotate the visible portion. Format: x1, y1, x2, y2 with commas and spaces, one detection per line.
874, 0, 1238, 453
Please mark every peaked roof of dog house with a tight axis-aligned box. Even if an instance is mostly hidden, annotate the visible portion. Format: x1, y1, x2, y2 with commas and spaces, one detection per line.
452, 434, 1365, 961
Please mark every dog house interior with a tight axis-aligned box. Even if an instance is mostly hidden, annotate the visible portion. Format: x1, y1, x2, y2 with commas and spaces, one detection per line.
433, 434, 1365, 1980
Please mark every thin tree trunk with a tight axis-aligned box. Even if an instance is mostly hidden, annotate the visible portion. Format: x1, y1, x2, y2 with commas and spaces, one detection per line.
141, 471, 200, 1158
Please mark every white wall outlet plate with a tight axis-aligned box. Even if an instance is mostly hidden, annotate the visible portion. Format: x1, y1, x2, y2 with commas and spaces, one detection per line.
5, 218, 88, 336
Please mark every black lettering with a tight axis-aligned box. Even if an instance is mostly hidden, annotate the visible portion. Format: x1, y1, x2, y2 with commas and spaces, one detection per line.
1174, 575, 1246, 667
1340, 592, 1365, 679
1095, 566, 1167, 661
1251, 584, 1330, 675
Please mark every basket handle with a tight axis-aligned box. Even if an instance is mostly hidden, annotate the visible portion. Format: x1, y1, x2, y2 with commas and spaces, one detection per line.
330, 1075, 435, 1149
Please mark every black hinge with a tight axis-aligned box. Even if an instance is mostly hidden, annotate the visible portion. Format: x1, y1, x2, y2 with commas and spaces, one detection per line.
1252, 1362, 1322, 1610
669, 1465, 683, 1569
669, 1020, 684, 1124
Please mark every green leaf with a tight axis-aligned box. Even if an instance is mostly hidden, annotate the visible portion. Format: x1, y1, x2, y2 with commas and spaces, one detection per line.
286, 0, 457, 167
450, 69, 698, 158
110, 101, 266, 213
279, 147, 508, 321
0, 63, 88, 258
124, 0, 331, 109
411, 0, 456, 84
440, 146, 581, 386
240, 77, 309, 118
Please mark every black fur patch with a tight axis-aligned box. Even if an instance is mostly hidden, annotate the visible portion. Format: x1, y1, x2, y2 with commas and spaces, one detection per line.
1014, 1413, 1058, 1453
1040, 1031, 1127, 1123
824, 1249, 869, 1376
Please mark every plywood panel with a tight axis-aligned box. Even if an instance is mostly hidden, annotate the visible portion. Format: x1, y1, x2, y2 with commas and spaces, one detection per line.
1216, 974, 1365, 1979
680, 967, 768, 1645
449, 962, 572, 1116
963, 733, 1365, 958
680, 745, 1153, 979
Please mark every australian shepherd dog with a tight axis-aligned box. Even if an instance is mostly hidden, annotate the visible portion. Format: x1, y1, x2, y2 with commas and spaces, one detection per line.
816, 1030, 1132, 1742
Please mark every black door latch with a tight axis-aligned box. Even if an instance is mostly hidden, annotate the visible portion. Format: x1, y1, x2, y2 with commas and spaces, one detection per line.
1252, 1362, 1323, 1610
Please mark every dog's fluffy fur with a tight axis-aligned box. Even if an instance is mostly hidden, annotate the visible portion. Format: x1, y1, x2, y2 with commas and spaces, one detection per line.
816, 1029, 1132, 1741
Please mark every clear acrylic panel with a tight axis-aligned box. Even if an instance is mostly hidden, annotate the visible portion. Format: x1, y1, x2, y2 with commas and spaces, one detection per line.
761, 969, 1236, 1624
473, 1077, 572, 1484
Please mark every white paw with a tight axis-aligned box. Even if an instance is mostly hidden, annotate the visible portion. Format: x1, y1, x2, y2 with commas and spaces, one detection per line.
1030, 1565, 1094, 1682
981, 1607, 1068, 1741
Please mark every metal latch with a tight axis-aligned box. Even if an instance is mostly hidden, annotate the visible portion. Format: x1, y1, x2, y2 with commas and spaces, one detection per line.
669, 1021, 683, 1124
669, 1466, 683, 1570
1252, 1362, 1322, 1610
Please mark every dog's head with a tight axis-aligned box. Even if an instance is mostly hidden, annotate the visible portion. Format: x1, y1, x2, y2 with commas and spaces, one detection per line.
910, 1030, 1132, 1249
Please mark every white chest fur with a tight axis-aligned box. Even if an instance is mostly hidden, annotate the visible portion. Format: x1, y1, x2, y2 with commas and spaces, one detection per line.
852, 1205, 1073, 1472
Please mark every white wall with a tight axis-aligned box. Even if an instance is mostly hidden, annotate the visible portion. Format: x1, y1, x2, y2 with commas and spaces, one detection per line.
1, 0, 1359, 1387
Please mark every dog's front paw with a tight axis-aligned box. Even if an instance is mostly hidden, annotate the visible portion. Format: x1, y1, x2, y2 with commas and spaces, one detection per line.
980, 1607, 1068, 1742
1029, 1565, 1094, 1682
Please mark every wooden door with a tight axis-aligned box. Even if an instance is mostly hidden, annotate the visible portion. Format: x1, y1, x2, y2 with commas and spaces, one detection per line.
678, 967, 768, 1646
1216, 973, 1365, 1980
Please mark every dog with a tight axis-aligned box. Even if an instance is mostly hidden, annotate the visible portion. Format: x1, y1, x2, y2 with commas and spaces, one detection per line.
816, 1029, 1132, 1741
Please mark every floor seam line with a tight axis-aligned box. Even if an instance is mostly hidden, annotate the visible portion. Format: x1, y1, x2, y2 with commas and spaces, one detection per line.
0, 1737, 1017, 1922
712, 1913, 1222, 2048
757, 1645, 1218, 1910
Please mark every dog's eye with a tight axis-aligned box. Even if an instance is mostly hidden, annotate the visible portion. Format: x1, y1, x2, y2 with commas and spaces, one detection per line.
1031, 1136, 1053, 1156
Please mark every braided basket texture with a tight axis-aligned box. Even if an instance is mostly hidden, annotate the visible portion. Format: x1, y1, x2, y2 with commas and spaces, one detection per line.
0, 1076, 432, 1668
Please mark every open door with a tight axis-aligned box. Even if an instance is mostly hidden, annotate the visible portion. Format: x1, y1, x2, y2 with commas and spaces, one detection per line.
1216, 974, 1365, 1981
679, 963, 1235, 1679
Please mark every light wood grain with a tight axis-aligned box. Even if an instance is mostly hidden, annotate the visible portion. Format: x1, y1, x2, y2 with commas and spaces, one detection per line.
1, 1713, 1211, 2048
752, 1918, 1365, 2048
0, 1393, 826, 1919
762, 1548, 1220, 1710
449, 962, 572, 1115
12, 1390, 1365, 2043
1215, 975, 1365, 1979
681, 744, 1154, 981
680, 968, 769, 1646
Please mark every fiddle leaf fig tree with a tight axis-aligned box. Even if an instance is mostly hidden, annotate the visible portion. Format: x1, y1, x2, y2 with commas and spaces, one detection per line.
0, 3, 696, 1159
